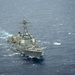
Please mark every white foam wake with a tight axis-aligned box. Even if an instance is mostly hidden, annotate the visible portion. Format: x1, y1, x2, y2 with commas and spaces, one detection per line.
0, 28, 12, 40
3, 53, 20, 57
8, 53, 20, 56
0, 37, 6, 39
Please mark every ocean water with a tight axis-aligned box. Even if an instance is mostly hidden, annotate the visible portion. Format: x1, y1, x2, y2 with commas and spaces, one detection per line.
0, 0, 75, 75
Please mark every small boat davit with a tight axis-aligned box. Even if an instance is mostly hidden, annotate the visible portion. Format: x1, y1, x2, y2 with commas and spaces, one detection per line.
7, 20, 43, 59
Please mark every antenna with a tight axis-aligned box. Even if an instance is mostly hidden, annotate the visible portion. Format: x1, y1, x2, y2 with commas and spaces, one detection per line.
19, 20, 31, 35
22, 20, 28, 25
22, 20, 29, 35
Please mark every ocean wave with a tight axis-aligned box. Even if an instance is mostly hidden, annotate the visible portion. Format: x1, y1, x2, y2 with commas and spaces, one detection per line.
0, 43, 3, 46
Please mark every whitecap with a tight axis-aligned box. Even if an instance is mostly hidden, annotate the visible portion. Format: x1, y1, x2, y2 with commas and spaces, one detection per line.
42, 41, 50, 44
0, 37, 6, 39
7, 49, 10, 51
53, 42, 61, 46
68, 32, 71, 35
37, 40, 41, 42
41, 47, 47, 49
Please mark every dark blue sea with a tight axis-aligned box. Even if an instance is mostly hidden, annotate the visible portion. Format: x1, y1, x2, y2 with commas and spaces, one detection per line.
0, 0, 75, 75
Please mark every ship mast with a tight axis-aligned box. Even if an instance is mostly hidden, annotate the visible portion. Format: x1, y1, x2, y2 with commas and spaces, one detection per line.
22, 20, 29, 35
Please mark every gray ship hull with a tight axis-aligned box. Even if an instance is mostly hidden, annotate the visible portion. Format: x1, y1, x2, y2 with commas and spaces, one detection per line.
22, 50, 43, 59
8, 41, 43, 59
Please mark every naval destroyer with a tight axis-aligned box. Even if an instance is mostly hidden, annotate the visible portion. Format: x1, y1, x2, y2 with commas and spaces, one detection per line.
7, 20, 43, 59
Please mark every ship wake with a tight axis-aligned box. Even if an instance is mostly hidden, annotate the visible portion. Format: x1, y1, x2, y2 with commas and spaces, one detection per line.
0, 28, 12, 40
